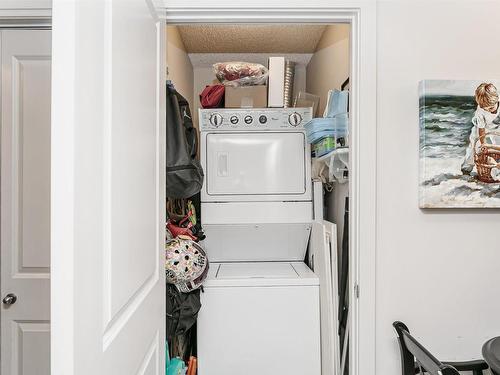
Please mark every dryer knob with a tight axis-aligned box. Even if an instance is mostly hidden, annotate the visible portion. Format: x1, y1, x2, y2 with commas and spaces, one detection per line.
210, 113, 223, 127
244, 115, 253, 124
288, 112, 302, 127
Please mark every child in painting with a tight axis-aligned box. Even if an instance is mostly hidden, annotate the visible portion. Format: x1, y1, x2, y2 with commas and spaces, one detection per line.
461, 83, 500, 175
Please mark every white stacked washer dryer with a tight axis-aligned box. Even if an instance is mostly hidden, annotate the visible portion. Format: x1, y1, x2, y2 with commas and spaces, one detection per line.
197, 108, 320, 375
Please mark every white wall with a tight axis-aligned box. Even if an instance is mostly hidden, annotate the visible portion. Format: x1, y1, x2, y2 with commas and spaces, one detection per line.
192, 66, 217, 127
166, 26, 194, 113
306, 24, 350, 115
377, 1, 500, 374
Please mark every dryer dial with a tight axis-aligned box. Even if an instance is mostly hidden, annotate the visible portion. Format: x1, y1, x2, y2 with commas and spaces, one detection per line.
288, 112, 303, 127
210, 113, 223, 127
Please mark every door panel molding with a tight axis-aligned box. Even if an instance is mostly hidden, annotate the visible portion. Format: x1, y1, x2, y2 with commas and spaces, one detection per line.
12, 320, 50, 375
103, 271, 159, 350
136, 331, 160, 375
10, 55, 51, 279
101, 0, 162, 351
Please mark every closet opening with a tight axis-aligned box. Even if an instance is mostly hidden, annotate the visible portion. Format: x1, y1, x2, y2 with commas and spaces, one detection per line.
165, 22, 352, 375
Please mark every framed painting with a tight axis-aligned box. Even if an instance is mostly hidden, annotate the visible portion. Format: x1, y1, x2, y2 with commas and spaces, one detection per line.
419, 80, 500, 208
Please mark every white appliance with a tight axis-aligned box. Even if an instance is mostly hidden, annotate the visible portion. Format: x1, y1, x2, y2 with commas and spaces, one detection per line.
197, 108, 321, 375
199, 107, 313, 261
198, 262, 320, 375
199, 107, 312, 203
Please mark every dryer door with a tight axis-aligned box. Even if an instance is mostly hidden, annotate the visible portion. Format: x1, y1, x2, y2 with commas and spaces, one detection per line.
203, 132, 311, 201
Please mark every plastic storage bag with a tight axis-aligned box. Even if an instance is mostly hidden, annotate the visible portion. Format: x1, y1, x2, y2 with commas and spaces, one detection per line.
294, 91, 320, 117
304, 89, 349, 155
304, 117, 348, 146
213, 61, 268, 87
166, 342, 187, 375
324, 89, 349, 118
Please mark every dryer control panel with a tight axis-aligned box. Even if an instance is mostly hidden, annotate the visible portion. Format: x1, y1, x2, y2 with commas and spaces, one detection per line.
199, 108, 313, 131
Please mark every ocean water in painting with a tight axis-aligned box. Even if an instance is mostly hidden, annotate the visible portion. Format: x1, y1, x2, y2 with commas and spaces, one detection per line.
419, 80, 500, 208
419, 95, 476, 159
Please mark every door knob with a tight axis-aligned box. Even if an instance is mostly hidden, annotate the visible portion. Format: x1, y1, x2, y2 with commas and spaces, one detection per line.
2, 293, 17, 305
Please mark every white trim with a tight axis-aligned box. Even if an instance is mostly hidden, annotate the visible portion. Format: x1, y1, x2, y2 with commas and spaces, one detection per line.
164, 5, 377, 375
51, 1, 76, 373
347, 6, 377, 375
156, 18, 167, 375
162, 7, 355, 23
0, 8, 51, 22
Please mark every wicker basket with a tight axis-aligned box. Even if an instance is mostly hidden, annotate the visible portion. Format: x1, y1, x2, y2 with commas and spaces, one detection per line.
473, 131, 500, 183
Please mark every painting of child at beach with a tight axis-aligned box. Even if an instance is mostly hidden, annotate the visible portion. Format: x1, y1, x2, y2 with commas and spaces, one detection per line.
419, 80, 500, 208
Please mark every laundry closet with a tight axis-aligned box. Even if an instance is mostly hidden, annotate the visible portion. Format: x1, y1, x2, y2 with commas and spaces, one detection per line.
165, 24, 351, 375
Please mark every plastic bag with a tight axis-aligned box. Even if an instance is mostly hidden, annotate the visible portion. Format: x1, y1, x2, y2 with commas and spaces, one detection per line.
213, 61, 268, 87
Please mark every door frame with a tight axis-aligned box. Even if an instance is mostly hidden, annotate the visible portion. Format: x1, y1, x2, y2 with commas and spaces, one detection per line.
161, 5, 377, 375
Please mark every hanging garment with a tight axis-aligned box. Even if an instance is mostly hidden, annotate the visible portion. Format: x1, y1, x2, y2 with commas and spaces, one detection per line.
166, 82, 204, 199
166, 284, 201, 340
167, 283, 201, 361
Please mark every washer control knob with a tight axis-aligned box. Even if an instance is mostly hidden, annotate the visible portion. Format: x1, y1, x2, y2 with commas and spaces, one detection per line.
288, 112, 303, 126
259, 115, 268, 124
244, 115, 253, 124
209, 113, 223, 127
230, 115, 239, 124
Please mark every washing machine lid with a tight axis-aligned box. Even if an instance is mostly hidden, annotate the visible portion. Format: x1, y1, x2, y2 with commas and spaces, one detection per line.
203, 262, 319, 288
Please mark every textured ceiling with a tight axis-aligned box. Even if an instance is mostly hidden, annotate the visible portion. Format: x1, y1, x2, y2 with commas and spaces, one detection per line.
178, 25, 328, 53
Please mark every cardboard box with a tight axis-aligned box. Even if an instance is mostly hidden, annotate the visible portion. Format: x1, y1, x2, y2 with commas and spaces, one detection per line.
267, 57, 285, 107
225, 86, 268, 108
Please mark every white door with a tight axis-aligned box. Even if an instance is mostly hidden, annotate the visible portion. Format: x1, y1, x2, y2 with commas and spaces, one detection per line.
310, 221, 341, 375
51, 1, 165, 374
1, 29, 52, 375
